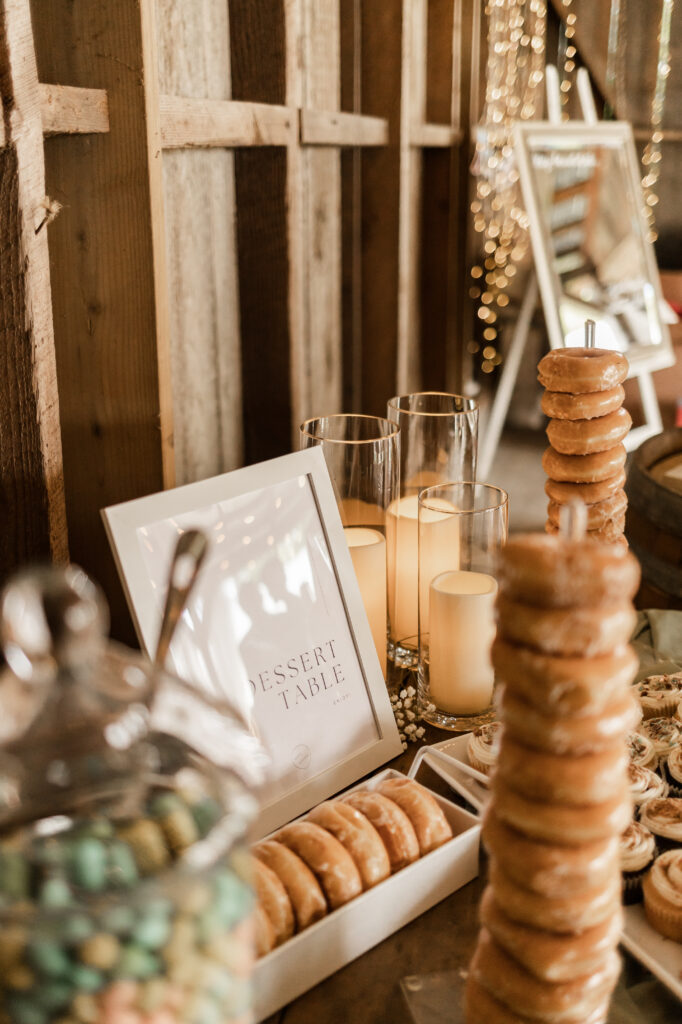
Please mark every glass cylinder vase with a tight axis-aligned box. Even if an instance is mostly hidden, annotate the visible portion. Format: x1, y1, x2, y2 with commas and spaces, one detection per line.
299, 415, 400, 679
386, 392, 478, 668
418, 482, 508, 731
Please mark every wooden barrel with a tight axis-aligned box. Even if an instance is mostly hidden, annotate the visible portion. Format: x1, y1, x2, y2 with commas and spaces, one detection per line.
626, 429, 682, 609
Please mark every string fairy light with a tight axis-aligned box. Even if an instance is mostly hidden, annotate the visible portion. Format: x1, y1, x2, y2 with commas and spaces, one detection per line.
641, 0, 675, 243
603, 0, 626, 120
558, 0, 577, 115
470, 0, 547, 374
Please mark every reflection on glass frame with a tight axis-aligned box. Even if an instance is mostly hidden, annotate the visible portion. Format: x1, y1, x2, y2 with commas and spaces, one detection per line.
102, 447, 402, 836
514, 121, 675, 375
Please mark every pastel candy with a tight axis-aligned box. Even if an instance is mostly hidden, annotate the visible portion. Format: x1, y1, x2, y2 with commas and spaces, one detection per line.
100, 905, 136, 937
69, 964, 103, 992
62, 914, 94, 946
131, 913, 170, 951
70, 839, 107, 892
108, 842, 139, 889
27, 938, 71, 978
116, 945, 161, 980
79, 933, 120, 970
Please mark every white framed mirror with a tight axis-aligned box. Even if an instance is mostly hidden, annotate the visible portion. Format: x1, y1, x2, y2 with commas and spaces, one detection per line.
514, 120, 675, 375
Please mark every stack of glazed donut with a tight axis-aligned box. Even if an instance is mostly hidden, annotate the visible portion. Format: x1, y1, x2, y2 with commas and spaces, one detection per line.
465, 531, 641, 1024
251, 777, 453, 956
538, 347, 631, 546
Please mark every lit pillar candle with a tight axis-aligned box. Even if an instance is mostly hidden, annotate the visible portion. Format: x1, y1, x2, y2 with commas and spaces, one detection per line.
428, 570, 497, 714
386, 495, 459, 648
344, 527, 387, 677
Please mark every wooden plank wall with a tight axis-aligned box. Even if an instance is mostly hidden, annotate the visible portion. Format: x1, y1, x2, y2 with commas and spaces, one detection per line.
0, 0, 68, 574
2, 0, 476, 640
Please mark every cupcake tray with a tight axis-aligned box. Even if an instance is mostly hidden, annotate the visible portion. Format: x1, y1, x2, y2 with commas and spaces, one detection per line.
253, 768, 481, 1022
621, 905, 682, 1003
411, 735, 682, 1005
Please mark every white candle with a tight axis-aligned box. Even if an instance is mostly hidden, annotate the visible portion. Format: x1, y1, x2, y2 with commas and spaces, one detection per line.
344, 527, 387, 677
428, 570, 497, 714
386, 495, 460, 647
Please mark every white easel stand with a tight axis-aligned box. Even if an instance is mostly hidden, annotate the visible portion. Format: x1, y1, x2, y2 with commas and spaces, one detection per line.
479, 66, 664, 480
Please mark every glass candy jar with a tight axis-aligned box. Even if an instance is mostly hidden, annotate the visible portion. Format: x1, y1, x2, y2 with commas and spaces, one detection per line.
0, 566, 263, 1024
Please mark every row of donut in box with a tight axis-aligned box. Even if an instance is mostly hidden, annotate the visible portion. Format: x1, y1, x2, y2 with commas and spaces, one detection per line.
251, 777, 453, 955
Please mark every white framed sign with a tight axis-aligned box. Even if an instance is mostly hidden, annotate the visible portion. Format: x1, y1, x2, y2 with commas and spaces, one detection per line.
102, 447, 402, 835
514, 120, 675, 375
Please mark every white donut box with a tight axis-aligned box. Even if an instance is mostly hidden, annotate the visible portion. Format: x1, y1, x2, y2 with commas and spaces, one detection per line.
253, 767, 481, 1021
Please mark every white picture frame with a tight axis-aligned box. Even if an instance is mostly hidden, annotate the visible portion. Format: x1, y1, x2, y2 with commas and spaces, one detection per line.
102, 447, 402, 836
514, 120, 675, 376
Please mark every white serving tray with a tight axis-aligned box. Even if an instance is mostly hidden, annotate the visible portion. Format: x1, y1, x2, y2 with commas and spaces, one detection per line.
622, 905, 682, 1003
409, 734, 490, 814
253, 767, 481, 1022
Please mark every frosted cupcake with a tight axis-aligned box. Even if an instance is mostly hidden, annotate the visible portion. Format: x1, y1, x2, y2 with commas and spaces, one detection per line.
467, 722, 502, 776
663, 746, 682, 798
635, 673, 682, 720
643, 849, 682, 941
628, 763, 668, 809
620, 820, 658, 904
637, 718, 682, 761
639, 797, 682, 853
626, 732, 658, 770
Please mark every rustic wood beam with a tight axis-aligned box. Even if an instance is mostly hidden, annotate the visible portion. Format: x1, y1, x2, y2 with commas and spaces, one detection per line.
159, 95, 293, 148
0, 0, 68, 573
39, 83, 109, 136
410, 122, 462, 147
300, 109, 388, 146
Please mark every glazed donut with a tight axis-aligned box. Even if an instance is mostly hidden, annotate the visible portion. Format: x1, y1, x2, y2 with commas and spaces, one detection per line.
376, 778, 452, 854
545, 469, 626, 506
470, 928, 620, 1022
253, 839, 327, 930
492, 641, 638, 717
464, 974, 610, 1024
538, 347, 628, 394
542, 384, 625, 421
343, 791, 419, 871
546, 407, 631, 455
479, 887, 623, 983
546, 516, 626, 543
496, 595, 637, 657
253, 857, 295, 946
602, 532, 629, 549
497, 534, 640, 609
547, 489, 627, 531
254, 902, 276, 957
489, 859, 622, 934
542, 443, 627, 483
491, 775, 632, 847
306, 801, 390, 889
499, 686, 640, 755
275, 821, 362, 909
482, 809, 619, 896
497, 737, 628, 806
